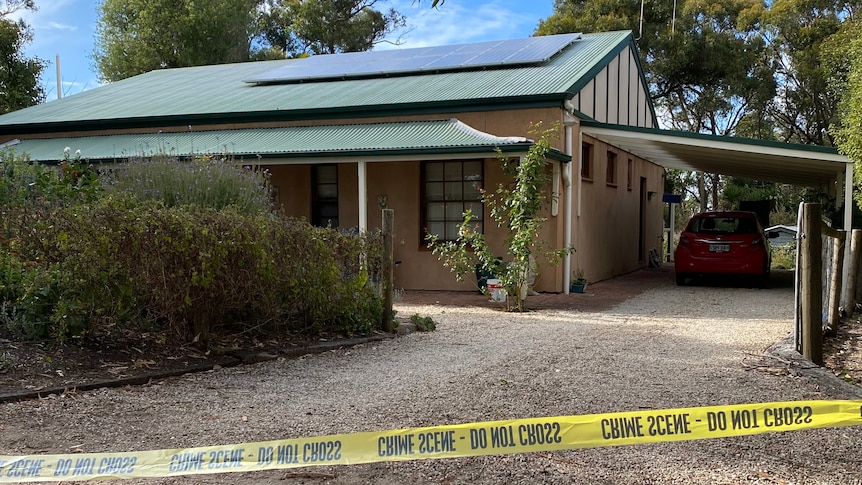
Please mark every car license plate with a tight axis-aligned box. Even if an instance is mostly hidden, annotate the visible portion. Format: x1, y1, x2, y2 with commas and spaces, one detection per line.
709, 243, 730, 252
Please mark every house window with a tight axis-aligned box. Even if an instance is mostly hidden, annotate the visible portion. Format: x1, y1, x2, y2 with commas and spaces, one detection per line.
312, 164, 338, 227
606, 151, 617, 186
627, 159, 633, 191
423, 160, 483, 242
581, 142, 593, 180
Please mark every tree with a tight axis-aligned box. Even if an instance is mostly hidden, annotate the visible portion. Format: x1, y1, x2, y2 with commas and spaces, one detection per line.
0, 0, 44, 113
0, 1, 35, 17
257, 0, 405, 57
760, 0, 851, 146
537, 0, 773, 211
833, 19, 862, 205
94, 0, 260, 82
95, 0, 406, 81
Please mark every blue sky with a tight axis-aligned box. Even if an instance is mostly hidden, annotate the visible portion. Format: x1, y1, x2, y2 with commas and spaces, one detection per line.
16, 0, 555, 101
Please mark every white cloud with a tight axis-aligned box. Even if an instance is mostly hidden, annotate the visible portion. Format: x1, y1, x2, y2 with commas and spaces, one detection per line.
45, 21, 78, 32
382, 0, 537, 50
9, 0, 101, 97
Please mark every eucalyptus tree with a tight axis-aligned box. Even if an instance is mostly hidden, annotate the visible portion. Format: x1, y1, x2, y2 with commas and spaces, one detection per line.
95, 0, 406, 81
0, 0, 45, 113
831, 19, 862, 204
538, 0, 774, 210
760, 0, 858, 146
257, 0, 406, 57
95, 0, 260, 82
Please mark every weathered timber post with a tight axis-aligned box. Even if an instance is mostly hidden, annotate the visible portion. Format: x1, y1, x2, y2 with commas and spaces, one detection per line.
844, 229, 862, 314
382, 209, 394, 333
801, 203, 823, 365
827, 232, 845, 332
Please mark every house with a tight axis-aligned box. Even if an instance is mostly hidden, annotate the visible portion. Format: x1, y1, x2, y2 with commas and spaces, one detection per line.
765, 225, 798, 247
0, 31, 850, 293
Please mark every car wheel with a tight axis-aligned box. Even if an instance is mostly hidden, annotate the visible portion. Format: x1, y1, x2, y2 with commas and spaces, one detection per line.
676, 272, 686, 286
757, 273, 770, 289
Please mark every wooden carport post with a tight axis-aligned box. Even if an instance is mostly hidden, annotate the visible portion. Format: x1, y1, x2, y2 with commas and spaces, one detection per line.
800, 203, 823, 365
843, 229, 862, 313
827, 231, 845, 332
382, 209, 395, 333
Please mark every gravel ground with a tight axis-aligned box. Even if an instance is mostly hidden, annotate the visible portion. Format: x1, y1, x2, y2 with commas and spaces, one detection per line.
2, 274, 862, 484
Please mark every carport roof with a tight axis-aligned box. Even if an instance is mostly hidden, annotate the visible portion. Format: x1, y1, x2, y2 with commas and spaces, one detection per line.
580, 121, 849, 187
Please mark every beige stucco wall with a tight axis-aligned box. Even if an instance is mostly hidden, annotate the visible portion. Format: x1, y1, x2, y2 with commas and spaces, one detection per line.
262, 107, 664, 292
573, 135, 665, 283
268, 165, 311, 220
25, 103, 661, 292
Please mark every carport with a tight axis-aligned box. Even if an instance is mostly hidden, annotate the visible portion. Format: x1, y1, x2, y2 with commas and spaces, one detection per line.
580, 121, 852, 226
579, 120, 854, 299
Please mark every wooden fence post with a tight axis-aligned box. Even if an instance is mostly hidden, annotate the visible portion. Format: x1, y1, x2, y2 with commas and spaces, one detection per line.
382, 209, 394, 333
801, 203, 823, 365
844, 229, 862, 314
828, 233, 845, 332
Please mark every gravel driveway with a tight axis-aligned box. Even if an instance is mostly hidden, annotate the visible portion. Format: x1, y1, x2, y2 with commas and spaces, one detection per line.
2, 271, 861, 484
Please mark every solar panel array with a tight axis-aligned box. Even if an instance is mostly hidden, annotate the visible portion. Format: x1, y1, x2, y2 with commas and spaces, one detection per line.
244, 33, 582, 85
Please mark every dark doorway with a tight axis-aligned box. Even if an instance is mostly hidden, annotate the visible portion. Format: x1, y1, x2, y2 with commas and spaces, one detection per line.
312, 165, 339, 227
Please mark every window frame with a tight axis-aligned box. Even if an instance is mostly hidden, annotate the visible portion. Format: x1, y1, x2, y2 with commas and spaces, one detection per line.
421, 160, 485, 244
606, 150, 618, 187
581, 142, 593, 181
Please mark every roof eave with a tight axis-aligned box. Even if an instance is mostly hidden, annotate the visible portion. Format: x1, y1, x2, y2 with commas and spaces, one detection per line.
0, 95, 571, 136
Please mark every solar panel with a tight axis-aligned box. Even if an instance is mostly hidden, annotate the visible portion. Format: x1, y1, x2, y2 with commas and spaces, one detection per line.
244, 33, 582, 84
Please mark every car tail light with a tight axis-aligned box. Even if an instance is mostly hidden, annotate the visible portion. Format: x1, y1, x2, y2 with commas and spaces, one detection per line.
679, 235, 689, 245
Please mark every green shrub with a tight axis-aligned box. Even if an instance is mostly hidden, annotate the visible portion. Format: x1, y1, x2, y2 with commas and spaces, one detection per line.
1, 152, 386, 347
49, 196, 383, 343
771, 243, 797, 269
0, 150, 101, 210
102, 155, 274, 215
1, 151, 105, 342
0, 351, 16, 371
261, 222, 385, 336
410, 314, 436, 332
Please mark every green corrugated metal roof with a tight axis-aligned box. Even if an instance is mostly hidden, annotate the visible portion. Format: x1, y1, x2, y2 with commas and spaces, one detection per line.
7, 119, 571, 163
0, 31, 638, 132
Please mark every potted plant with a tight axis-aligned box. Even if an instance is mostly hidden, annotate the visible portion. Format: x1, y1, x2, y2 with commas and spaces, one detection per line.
570, 269, 587, 293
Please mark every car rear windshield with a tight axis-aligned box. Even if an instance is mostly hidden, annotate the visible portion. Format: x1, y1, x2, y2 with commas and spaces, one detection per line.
688, 216, 758, 235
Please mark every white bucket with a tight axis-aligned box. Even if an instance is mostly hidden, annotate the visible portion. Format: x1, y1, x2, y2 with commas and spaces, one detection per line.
486, 279, 506, 303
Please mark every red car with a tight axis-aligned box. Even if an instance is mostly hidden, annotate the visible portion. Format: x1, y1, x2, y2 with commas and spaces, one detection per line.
674, 211, 778, 287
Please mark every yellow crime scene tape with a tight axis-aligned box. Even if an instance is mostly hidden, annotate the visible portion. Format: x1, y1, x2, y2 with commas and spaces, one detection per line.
1, 399, 861, 482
